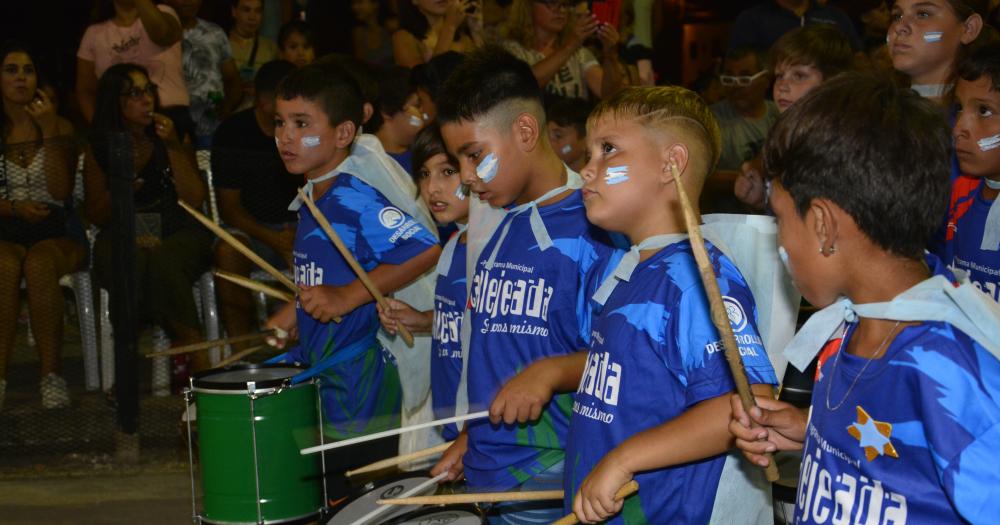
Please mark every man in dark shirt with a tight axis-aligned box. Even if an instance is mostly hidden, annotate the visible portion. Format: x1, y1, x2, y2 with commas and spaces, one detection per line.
211, 59, 299, 343
730, 0, 863, 52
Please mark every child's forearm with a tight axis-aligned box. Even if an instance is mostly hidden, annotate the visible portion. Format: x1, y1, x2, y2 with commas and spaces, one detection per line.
544, 351, 589, 392
611, 384, 773, 474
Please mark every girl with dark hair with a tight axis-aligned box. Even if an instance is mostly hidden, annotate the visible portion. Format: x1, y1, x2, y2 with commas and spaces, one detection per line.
0, 42, 83, 411
392, 0, 483, 67
77, 0, 189, 139
83, 63, 212, 381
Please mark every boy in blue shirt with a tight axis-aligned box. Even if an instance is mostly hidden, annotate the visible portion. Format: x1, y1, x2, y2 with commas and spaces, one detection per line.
264, 65, 441, 496
933, 42, 1000, 303
432, 46, 617, 523
494, 86, 779, 524
730, 73, 1000, 524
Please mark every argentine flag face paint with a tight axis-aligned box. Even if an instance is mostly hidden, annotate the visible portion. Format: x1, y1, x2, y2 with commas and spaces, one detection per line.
476, 152, 499, 183
978, 134, 1000, 152
923, 31, 943, 43
301, 136, 321, 148
409, 114, 424, 128
561, 144, 573, 156
455, 184, 467, 200
604, 165, 630, 185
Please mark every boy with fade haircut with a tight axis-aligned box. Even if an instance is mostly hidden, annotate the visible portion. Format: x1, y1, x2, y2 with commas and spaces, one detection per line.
730, 73, 1000, 524
431, 45, 618, 523
933, 41, 1000, 303
496, 86, 779, 524
264, 65, 442, 499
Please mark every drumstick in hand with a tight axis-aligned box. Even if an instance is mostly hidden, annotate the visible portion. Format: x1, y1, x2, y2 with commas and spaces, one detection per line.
552, 481, 640, 525
670, 163, 779, 482
297, 189, 414, 347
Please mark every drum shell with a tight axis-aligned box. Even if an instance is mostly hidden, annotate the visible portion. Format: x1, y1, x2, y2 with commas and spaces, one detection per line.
194, 367, 323, 524
326, 472, 436, 525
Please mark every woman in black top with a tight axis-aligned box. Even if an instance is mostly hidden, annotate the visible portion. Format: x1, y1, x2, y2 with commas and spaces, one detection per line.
84, 63, 213, 377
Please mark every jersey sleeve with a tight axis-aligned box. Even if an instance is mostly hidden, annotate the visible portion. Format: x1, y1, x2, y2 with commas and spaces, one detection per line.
671, 253, 776, 406
921, 339, 1000, 521
337, 176, 437, 269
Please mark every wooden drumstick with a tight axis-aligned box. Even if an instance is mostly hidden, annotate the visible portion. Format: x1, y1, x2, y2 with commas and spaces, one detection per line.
214, 270, 295, 302
212, 345, 266, 369
180, 200, 341, 323
551, 480, 640, 525
357, 472, 448, 524
145, 331, 273, 358
297, 189, 414, 347
178, 200, 298, 294
301, 411, 488, 455
346, 441, 454, 477
377, 489, 564, 506
670, 164, 780, 482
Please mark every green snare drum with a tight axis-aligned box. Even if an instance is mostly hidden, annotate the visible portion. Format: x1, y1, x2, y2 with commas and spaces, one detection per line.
186, 364, 328, 524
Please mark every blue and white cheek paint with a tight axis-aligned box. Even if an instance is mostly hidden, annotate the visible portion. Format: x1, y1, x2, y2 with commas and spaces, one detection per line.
476, 152, 499, 183
923, 31, 943, 43
561, 144, 573, 156
454, 184, 467, 201
604, 165, 630, 185
301, 136, 321, 148
978, 134, 1000, 152
409, 114, 424, 128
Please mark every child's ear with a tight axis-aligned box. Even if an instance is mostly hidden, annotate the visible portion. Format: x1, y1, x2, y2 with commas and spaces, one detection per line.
334, 120, 358, 148
362, 103, 374, 126
660, 143, 690, 185
960, 13, 984, 44
512, 113, 541, 152
808, 198, 840, 256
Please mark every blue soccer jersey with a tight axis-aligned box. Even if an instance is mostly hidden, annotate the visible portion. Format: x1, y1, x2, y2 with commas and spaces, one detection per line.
937, 177, 1000, 303
463, 190, 616, 491
432, 237, 467, 441
797, 321, 1000, 524
565, 239, 778, 524
288, 173, 438, 439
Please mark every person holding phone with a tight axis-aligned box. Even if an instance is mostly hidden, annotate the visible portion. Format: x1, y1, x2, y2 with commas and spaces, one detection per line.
501, 0, 623, 101
393, 0, 484, 67
0, 42, 84, 411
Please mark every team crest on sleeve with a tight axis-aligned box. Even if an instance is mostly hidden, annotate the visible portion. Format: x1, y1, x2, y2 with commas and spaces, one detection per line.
848, 406, 899, 461
723, 296, 748, 332
378, 206, 406, 229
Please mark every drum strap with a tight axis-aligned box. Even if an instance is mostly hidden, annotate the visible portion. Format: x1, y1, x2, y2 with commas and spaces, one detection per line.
290, 337, 375, 385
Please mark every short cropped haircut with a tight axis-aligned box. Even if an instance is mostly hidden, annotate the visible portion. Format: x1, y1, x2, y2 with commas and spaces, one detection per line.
588, 86, 722, 174
254, 59, 296, 97
278, 20, 314, 50
958, 40, 1000, 92
547, 96, 593, 137
763, 73, 950, 260
769, 24, 854, 79
410, 122, 458, 184
276, 65, 364, 128
436, 45, 544, 128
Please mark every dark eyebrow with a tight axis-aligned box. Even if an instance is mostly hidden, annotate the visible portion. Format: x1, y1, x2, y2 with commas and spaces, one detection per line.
456, 141, 478, 155
289, 112, 312, 118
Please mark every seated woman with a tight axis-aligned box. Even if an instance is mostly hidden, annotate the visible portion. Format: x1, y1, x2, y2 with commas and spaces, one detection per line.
502, 0, 623, 100
393, 0, 483, 67
0, 42, 85, 411
83, 63, 212, 386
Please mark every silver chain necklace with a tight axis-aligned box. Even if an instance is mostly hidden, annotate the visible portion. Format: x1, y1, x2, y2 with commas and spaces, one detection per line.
825, 320, 902, 411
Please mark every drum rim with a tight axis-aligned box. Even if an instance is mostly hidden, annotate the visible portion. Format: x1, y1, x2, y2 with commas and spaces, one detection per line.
200, 507, 321, 525
329, 471, 435, 514
191, 363, 309, 391
384, 503, 484, 524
